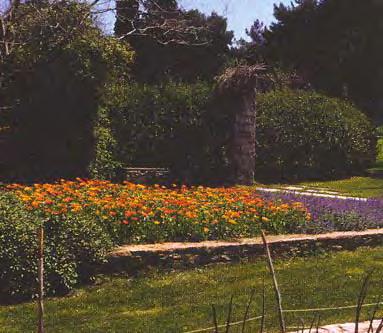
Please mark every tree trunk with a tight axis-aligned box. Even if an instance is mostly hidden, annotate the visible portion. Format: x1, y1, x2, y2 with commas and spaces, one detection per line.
231, 88, 257, 185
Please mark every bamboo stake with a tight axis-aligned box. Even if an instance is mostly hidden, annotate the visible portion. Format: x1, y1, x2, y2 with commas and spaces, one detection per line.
37, 225, 44, 333
261, 230, 286, 333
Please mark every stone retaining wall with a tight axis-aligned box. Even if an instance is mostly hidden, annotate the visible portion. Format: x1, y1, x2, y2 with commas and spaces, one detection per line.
105, 229, 383, 273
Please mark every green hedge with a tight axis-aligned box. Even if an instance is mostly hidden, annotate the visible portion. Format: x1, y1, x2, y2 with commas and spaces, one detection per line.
255, 90, 377, 181
102, 81, 217, 182
0, 191, 113, 302
95, 85, 376, 183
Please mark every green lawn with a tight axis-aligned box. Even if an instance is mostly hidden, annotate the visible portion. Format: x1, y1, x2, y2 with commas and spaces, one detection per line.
298, 176, 383, 198
2, 247, 383, 332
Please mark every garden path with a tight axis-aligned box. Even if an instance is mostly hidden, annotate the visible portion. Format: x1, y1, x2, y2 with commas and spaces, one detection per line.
292, 319, 382, 333
256, 186, 368, 201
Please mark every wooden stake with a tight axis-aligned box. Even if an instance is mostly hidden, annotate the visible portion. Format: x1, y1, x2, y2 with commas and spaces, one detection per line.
38, 225, 44, 333
261, 230, 286, 333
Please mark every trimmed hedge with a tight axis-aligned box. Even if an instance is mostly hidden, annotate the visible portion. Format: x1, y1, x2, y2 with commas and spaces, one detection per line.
102, 81, 216, 183
94, 85, 376, 183
255, 90, 377, 181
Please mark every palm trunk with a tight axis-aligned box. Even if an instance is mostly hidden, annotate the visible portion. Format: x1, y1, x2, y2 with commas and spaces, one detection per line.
232, 88, 257, 185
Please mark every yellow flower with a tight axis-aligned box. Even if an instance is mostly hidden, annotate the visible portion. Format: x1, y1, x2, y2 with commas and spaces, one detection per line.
261, 216, 270, 223
203, 227, 209, 233
154, 221, 161, 225
228, 219, 237, 225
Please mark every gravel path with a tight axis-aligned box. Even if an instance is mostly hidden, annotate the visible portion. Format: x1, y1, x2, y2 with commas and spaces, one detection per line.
256, 186, 368, 201
292, 320, 382, 333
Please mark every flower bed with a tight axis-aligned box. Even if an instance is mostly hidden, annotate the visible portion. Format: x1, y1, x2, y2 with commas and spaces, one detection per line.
5, 180, 310, 243
261, 192, 383, 233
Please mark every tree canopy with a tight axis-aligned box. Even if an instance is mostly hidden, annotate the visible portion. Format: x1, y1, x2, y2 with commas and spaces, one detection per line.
262, 0, 383, 120
115, 0, 234, 82
0, 0, 134, 181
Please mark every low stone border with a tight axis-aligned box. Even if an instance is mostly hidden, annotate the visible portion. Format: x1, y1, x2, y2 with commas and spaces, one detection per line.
105, 229, 383, 273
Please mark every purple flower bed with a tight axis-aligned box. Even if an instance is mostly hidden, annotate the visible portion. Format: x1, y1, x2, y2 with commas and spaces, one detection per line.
261, 192, 383, 234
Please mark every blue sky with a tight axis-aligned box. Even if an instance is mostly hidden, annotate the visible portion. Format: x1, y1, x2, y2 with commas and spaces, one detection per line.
180, 0, 291, 40
100, 0, 292, 40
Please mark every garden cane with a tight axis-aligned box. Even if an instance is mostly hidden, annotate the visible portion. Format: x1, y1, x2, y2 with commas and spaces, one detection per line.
38, 225, 44, 333
261, 230, 286, 333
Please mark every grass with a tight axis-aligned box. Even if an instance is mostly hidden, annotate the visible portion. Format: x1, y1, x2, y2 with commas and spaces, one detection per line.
2, 247, 383, 332
257, 139, 383, 198
298, 177, 383, 198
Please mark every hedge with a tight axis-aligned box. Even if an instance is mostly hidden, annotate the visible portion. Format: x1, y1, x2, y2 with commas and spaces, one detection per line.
255, 90, 377, 181
98, 81, 217, 183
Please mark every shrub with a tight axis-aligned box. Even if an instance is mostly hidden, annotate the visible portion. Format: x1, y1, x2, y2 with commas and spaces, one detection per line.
0, 190, 113, 302
255, 90, 377, 181
104, 81, 215, 183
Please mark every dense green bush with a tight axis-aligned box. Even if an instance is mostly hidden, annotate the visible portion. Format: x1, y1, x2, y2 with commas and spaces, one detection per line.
255, 90, 377, 181
0, 1, 133, 182
0, 191, 113, 302
104, 81, 217, 182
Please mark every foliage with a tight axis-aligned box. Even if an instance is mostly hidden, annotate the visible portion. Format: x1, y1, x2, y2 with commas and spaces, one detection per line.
262, 0, 383, 120
292, 139, 383, 198
255, 90, 377, 181
115, 0, 234, 82
377, 139, 383, 167
234, 19, 267, 64
0, 0, 134, 182
216, 64, 265, 94
88, 107, 122, 180
0, 190, 113, 301
105, 80, 217, 182
8, 180, 310, 245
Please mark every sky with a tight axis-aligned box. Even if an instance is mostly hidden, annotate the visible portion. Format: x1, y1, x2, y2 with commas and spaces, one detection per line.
179, 0, 291, 40
99, 0, 292, 40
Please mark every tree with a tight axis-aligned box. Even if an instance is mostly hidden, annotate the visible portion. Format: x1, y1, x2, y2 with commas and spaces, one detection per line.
234, 19, 266, 64
114, 0, 234, 82
0, 0, 133, 181
216, 64, 265, 185
263, 0, 383, 121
